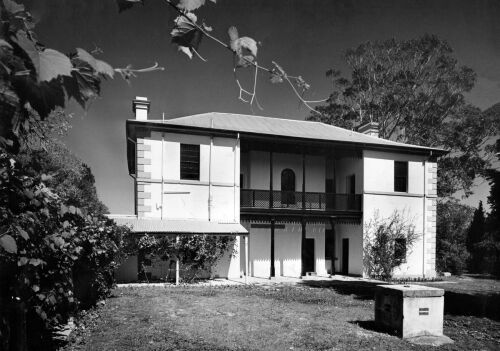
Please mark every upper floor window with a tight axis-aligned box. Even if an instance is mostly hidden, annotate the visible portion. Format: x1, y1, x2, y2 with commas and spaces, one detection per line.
180, 144, 200, 180
394, 161, 408, 192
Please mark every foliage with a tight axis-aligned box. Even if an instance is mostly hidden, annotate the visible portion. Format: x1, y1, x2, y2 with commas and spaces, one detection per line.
0, 152, 129, 348
0, 0, 164, 152
436, 199, 473, 275
308, 35, 500, 197
477, 140, 500, 276
363, 210, 419, 280
119, 0, 324, 113
466, 201, 486, 272
134, 234, 235, 282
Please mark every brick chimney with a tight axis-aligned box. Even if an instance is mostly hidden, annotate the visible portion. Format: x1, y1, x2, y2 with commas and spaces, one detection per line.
357, 121, 379, 138
132, 96, 150, 120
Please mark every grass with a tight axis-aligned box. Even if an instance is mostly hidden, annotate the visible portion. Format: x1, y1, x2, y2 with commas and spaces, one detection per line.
61, 280, 500, 351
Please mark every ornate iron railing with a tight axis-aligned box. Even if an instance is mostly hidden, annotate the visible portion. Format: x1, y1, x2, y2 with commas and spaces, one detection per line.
240, 189, 362, 211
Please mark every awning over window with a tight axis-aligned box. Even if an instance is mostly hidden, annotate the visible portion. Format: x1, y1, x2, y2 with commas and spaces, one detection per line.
110, 216, 248, 235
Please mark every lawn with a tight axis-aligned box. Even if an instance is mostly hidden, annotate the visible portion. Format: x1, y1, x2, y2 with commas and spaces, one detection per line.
61, 280, 500, 351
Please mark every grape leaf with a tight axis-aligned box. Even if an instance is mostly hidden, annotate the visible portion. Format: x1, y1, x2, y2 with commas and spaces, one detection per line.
116, 0, 144, 13
38, 49, 72, 82
228, 26, 257, 67
95, 59, 114, 79
171, 13, 204, 60
75, 48, 114, 79
0, 235, 17, 253
14, 32, 72, 82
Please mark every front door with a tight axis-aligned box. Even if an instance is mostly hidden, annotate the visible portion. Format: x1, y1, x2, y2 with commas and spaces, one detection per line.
303, 238, 315, 273
342, 238, 349, 275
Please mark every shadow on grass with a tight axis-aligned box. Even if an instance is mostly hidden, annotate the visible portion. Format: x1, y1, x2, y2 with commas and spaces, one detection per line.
444, 291, 500, 321
298, 279, 380, 300
350, 320, 399, 337
299, 278, 500, 321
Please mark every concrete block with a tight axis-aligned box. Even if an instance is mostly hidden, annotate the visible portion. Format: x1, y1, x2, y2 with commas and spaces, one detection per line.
375, 285, 445, 339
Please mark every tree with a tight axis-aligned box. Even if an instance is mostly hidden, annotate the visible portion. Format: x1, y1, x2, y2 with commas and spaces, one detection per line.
308, 35, 499, 197
436, 200, 473, 275
363, 210, 419, 280
466, 201, 486, 272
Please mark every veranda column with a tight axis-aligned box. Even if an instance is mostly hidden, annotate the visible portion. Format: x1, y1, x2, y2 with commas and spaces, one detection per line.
301, 150, 306, 276
269, 151, 275, 278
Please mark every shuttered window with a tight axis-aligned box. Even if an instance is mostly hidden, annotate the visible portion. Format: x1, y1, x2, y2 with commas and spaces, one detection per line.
180, 144, 200, 180
394, 161, 408, 192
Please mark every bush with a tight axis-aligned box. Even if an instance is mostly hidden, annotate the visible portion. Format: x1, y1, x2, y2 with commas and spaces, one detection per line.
0, 153, 128, 349
363, 210, 419, 280
436, 200, 473, 275
134, 233, 235, 282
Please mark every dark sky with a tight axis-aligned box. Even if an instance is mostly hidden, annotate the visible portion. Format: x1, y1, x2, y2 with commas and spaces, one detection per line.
26, 0, 500, 214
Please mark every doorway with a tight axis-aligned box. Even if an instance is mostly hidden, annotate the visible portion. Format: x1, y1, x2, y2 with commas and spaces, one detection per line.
303, 238, 315, 273
342, 238, 349, 275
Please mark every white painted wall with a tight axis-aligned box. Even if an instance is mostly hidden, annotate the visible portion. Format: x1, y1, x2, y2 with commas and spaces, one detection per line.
275, 223, 302, 277
362, 150, 428, 277
138, 132, 239, 222
335, 223, 363, 275
248, 225, 271, 278
306, 223, 327, 275
363, 150, 425, 194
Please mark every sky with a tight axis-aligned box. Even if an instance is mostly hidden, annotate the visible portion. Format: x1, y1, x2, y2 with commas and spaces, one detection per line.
25, 0, 500, 214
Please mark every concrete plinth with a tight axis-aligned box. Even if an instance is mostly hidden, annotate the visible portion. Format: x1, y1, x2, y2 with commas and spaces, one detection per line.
375, 284, 446, 339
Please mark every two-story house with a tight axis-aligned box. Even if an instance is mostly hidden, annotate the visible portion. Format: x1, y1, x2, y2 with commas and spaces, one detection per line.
113, 97, 447, 281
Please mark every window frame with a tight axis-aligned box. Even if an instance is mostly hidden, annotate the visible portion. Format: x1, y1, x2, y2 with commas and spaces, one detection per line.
180, 143, 200, 181
394, 161, 408, 193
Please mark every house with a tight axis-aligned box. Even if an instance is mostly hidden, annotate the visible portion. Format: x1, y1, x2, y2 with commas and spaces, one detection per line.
112, 96, 447, 281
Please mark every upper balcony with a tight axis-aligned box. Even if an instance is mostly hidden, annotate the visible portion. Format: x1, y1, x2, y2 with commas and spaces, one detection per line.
240, 189, 362, 218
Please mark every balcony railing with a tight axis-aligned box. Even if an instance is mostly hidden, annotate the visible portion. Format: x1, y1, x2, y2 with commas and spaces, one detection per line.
240, 189, 362, 212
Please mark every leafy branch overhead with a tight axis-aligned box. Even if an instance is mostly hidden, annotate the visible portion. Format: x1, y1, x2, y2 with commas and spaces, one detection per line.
120, 0, 326, 113
0, 0, 164, 150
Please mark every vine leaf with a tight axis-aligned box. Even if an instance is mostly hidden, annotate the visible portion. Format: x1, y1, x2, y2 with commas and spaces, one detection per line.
38, 49, 73, 82
75, 48, 114, 78
171, 13, 204, 59
116, 0, 144, 13
228, 26, 257, 68
14, 31, 72, 82
0, 235, 17, 254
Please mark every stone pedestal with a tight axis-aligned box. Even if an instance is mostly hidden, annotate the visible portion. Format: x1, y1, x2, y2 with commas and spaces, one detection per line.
375, 284, 445, 339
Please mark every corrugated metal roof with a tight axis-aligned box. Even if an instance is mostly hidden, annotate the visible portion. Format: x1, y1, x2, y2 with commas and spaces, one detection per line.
110, 216, 248, 235
140, 112, 445, 153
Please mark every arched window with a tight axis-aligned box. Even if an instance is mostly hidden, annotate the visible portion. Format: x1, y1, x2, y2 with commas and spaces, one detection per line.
281, 169, 296, 206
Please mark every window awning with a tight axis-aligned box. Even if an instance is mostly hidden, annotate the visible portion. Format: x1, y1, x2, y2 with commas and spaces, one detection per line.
110, 216, 248, 235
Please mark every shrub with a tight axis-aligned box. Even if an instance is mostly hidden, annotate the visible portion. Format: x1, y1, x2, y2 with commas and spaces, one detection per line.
363, 210, 419, 280
0, 153, 128, 349
134, 233, 235, 282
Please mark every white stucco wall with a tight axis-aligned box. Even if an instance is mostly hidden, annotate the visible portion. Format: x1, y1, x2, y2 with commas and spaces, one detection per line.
362, 150, 429, 277
275, 223, 302, 277
247, 222, 326, 278
136, 132, 239, 222
363, 150, 425, 195
335, 223, 363, 275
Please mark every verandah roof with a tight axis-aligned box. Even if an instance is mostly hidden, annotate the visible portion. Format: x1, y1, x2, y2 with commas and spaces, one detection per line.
110, 216, 248, 235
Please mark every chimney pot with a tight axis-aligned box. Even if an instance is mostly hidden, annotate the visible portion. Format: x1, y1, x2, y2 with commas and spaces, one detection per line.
132, 96, 150, 120
357, 121, 379, 138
